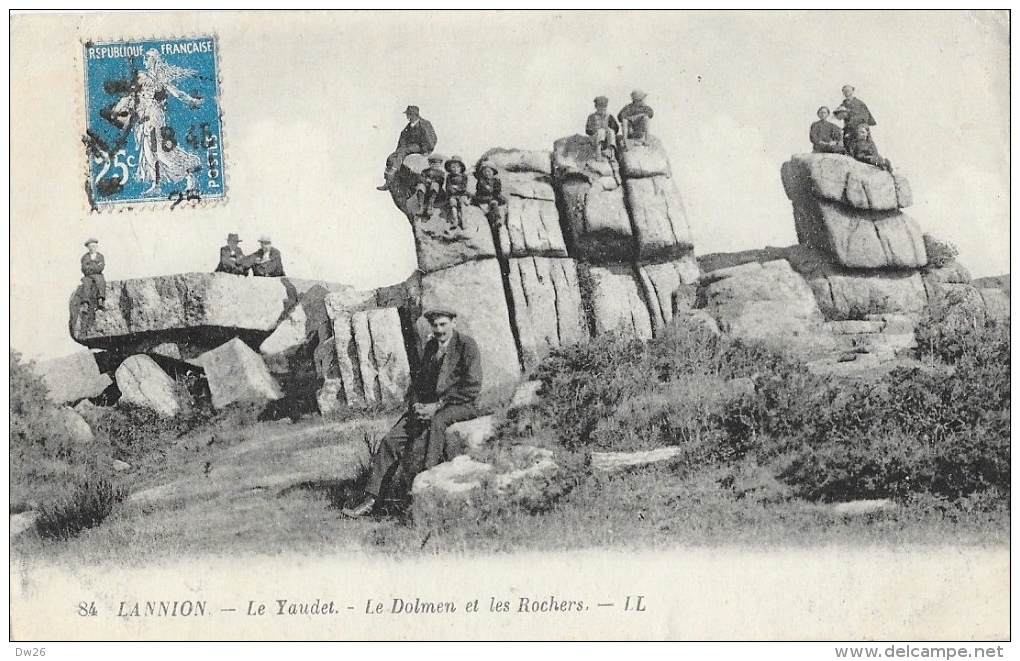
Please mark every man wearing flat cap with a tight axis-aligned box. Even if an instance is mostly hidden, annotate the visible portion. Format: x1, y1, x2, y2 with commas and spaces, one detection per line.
834, 85, 876, 153
618, 89, 655, 147
249, 236, 285, 277
377, 105, 438, 192
80, 238, 106, 311
343, 306, 482, 518
586, 95, 621, 160
215, 233, 249, 275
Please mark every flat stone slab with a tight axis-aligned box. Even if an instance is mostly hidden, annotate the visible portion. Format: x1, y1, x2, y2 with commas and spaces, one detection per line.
785, 153, 912, 211
624, 175, 694, 262
413, 204, 497, 273
618, 135, 672, 179
115, 354, 180, 418
833, 499, 897, 516
591, 447, 684, 473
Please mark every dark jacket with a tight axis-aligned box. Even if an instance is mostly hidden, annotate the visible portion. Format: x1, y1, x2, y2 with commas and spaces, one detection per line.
472, 175, 506, 206
249, 247, 285, 277
215, 245, 247, 275
837, 97, 876, 145
585, 111, 620, 136
810, 119, 843, 153
410, 331, 482, 408
848, 134, 888, 169
80, 252, 105, 276
445, 172, 469, 197
618, 101, 654, 137
396, 118, 438, 155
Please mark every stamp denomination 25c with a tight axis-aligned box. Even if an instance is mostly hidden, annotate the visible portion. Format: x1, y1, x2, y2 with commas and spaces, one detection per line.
83, 37, 224, 209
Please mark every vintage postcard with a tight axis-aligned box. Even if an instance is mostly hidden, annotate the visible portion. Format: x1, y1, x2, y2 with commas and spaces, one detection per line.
8, 10, 1011, 648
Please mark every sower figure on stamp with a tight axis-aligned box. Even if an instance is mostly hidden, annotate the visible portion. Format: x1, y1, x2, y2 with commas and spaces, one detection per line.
471, 163, 507, 229
80, 238, 106, 312
377, 105, 438, 192
214, 233, 248, 275
343, 307, 482, 518
249, 236, 286, 277
444, 155, 470, 230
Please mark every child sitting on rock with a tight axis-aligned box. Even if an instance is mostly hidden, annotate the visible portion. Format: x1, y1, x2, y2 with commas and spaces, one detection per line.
471, 163, 507, 228
444, 155, 470, 230
848, 125, 893, 172
415, 155, 447, 217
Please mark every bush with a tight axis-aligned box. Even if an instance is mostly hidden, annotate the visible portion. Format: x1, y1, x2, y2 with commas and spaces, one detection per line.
922, 234, 959, 269
35, 474, 125, 540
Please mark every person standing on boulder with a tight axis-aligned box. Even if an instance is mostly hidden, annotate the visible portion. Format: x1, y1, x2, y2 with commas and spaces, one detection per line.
249, 236, 286, 277
377, 105, 438, 192
215, 233, 248, 275
809, 106, 845, 153
343, 307, 482, 518
80, 238, 106, 311
618, 89, 654, 148
835, 85, 876, 151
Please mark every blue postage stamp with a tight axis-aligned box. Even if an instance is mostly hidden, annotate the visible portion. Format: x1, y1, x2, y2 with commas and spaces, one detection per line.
83, 37, 224, 209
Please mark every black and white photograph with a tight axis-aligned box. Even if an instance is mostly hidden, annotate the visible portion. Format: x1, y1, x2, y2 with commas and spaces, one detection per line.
8, 10, 1011, 647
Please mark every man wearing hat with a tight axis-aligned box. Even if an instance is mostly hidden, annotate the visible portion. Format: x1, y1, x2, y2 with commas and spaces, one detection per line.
343, 306, 482, 518
80, 238, 106, 311
414, 154, 447, 218
215, 233, 249, 275
377, 105, 438, 192
618, 89, 655, 146
249, 236, 285, 277
834, 85, 876, 152
585, 95, 621, 159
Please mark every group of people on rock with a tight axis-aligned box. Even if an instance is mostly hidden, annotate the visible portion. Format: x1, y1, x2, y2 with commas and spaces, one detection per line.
376, 91, 656, 230
77, 234, 287, 316
809, 84, 892, 171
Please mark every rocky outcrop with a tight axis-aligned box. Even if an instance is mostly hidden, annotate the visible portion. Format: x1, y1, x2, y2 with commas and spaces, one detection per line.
782, 154, 927, 269
259, 284, 342, 373
417, 260, 522, 398
114, 355, 180, 417
414, 205, 497, 272
637, 255, 701, 334
618, 136, 672, 179
198, 338, 283, 410
71, 272, 351, 348
624, 176, 694, 262
477, 148, 552, 176
582, 263, 653, 340
494, 174, 568, 258
319, 306, 410, 411
33, 351, 112, 404
506, 257, 588, 370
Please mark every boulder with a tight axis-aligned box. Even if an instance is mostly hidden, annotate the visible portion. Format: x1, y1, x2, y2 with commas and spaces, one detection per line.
833, 499, 897, 516
70, 272, 350, 347
412, 445, 560, 511
673, 309, 722, 336
922, 260, 971, 285
618, 135, 672, 178
445, 415, 497, 456
148, 342, 182, 360
582, 263, 653, 340
494, 176, 568, 258
782, 157, 926, 268
320, 307, 410, 410
260, 284, 349, 373
552, 134, 616, 183
54, 406, 95, 444
557, 178, 634, 263
10, 512, 39, 539
784, 153, 912, 211
477, 148, 552, 175
637, 254, 701, 334
33, 351, 112, 404
112, 459, 131, 472
624, 176, 694, 261
413, 204, 497, 273
323, 288, 380, 321
198, 338, 283, 410
785, 246, 929, 320
418, 260, 523, 400
506, 257, 589, 370
114, 355, 180, 418
699, 259, 829, 351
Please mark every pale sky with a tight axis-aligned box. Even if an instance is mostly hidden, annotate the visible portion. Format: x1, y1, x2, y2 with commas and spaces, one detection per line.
9, 10, 1010, 361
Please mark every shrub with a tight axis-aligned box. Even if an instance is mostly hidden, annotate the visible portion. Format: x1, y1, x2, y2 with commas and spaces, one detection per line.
35, 474, 125, 540
923, 234, 959, 269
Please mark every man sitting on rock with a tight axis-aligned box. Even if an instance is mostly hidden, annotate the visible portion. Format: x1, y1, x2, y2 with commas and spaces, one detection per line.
809, 106, 844, 153
343, 307, 482, 518
377, 105, 438, 192
215, 233, 248, 275
80, 238, 106, 311
848, 125, 893, 172
617, 89, 654, 148
249, 236, 286, 277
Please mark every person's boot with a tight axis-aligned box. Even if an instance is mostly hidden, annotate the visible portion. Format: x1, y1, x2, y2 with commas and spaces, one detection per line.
341, 497, 376, 518
376, 173, 392, 191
